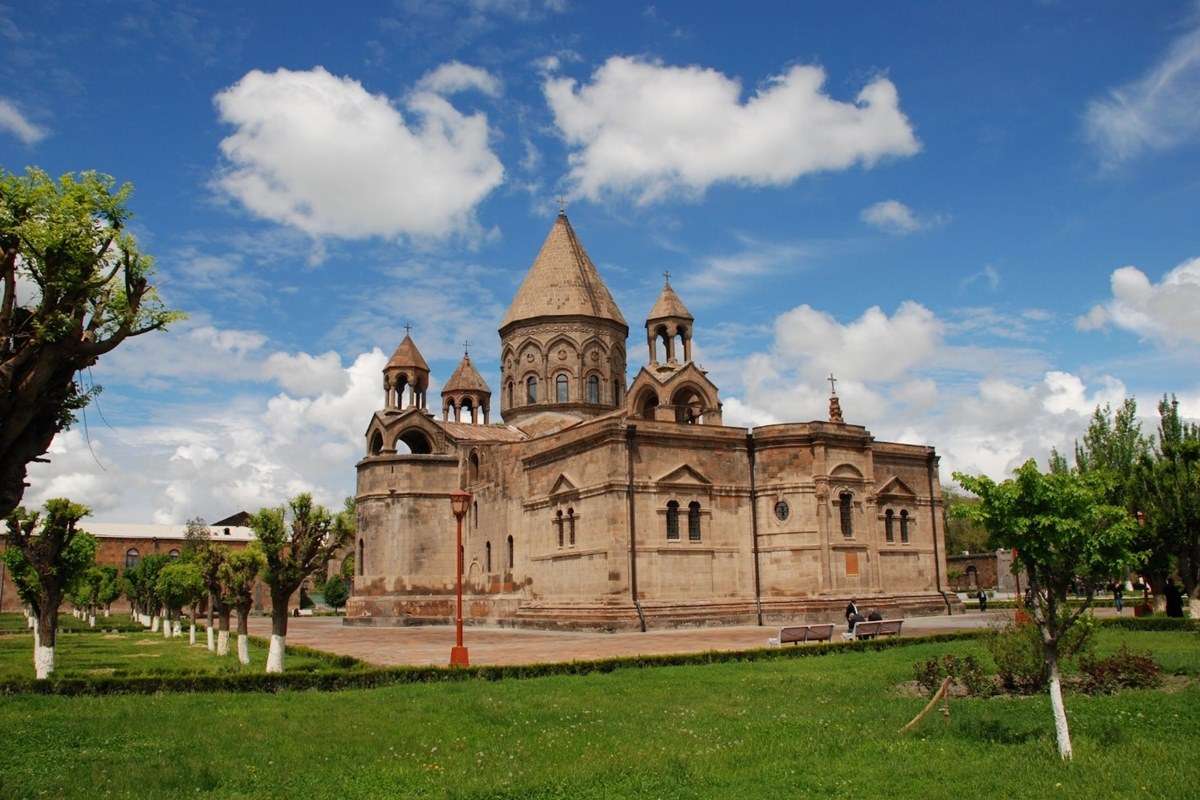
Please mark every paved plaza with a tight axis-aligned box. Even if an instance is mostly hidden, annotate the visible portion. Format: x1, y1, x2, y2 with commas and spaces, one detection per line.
241, 608, 1098, 667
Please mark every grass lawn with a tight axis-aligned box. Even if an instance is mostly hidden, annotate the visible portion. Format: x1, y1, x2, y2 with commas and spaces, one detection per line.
0, 623, 338, 680
0, 627, 1195, 798
0, 611, 143, 634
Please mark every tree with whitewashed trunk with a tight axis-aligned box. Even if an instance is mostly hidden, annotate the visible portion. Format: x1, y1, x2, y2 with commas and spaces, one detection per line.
126, 553, 169, 633
96, 565, 119, 618
955, 460, 1144, 761
156, 561, 203, 644
219, 545, 264, 666
1, 499, 97, 679
195, 543, 229, 654
253, 494, 352, 674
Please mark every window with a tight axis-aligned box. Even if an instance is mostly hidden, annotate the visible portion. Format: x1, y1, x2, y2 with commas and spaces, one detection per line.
567, 508, 576, 546
473, 501, 478, 529
526, 376, 538, 403
506, 381, 514, 408
666, 501, 680, 540
556, 374, 569, 403
506, 535, 514, 570
688, 502, 702, 541
885, 509, 894, 542
900, 510, 910, 543
358, 539, 364, 575
397, 428, 432, 455
168, 549, 180, 559
469, 451, 480, 483
774, 501, 789, 522
845, 551, 860, 577
124, 548, 140, 569
485, 541, 492, 573
369, 431, 383, 455
587, 374, 600, 404
839, 492, 853, 537
555, 510, 564, 548
613, 381, 622, 406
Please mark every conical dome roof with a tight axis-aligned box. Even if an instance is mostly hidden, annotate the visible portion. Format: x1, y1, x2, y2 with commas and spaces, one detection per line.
647, 280, 693, 321
442, 353, 491, 395
500, 213, 627, 330
386, 334, 430, 372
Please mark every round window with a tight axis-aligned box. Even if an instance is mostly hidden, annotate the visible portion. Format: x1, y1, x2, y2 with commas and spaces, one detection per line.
774, 501, 789, 521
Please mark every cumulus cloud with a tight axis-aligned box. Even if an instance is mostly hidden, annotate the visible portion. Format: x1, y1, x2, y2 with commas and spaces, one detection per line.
213, 66, 504, 240
0, 97, 48, 144
264, 350, 349, 396
416, 61, 501, 97
1076, 257, 1200, 345
545, 57, 920, 204
1084, 22, 1200, 167
860, 199, 945, 235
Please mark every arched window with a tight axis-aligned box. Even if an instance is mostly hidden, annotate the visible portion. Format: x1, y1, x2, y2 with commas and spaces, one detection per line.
473, 501, 478, 529
640, 391, 659, 421
884, 509, 895, 542
666, 501, 680, 540
586, 375, 600, 404
839, 492, 853, 537
556, 373, 569, 403
555, 510, 564, 548
460, 398, 473, 424
965, 564, 978, 588
506, 381, 514, 408
358, 539, 364, 575
613, 381, 622, 406
469, 451, 480, 483
485, 541, 492, 573
124, 548, 140, 569
526, 376, 538, 404
369, 431, 383, 455
900, 509, 910, 543
567, 508, 576, 546
396, 428, 432, 455
688, 502, 702, 541
168, 548, 180, 559
506, 535, 514, 570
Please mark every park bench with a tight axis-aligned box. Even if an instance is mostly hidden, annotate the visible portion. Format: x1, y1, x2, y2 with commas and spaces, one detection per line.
841, 618, 904, 641
767, 623, 835, 646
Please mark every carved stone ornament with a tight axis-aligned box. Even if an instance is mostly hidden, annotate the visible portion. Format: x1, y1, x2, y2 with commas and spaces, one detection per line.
558, 349, 568, 360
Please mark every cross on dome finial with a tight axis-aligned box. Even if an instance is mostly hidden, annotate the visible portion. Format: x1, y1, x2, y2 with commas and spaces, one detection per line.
556, 195, 567, 215
827, 373, 838, 396
463, 339, 471, 356
403, 322, 412, 335
663, 270, 671, 286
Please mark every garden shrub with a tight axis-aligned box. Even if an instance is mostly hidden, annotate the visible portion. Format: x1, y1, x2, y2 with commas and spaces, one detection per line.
984, 616, 1096, 692
913, 653, 992, 696
1078, 645, 1162, 694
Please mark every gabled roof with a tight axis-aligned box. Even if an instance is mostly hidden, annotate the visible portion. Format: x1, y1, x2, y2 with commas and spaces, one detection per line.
442, 354, 491, 395
386, 334, 430, 372
647, 281, 693, 321
500, 213, 627, 329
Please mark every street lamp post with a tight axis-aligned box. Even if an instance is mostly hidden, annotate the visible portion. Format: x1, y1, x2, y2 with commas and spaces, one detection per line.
449, 489, 472, 666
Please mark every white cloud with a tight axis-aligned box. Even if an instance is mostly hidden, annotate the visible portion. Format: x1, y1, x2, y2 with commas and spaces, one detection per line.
960, 265, 1000, 292
213, 66, 504, 240
417, 61, 501, 97
860, 199, 945, 235
545, 57, 920, 204
1076, 257, 1200, 345
1084, 22, 1200, 167
689, 236, 809, 294
0, 97, 48, 144
264, 350, 349, 396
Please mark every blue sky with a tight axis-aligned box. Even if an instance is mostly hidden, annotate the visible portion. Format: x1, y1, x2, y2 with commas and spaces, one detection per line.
3, 0, 1199, 522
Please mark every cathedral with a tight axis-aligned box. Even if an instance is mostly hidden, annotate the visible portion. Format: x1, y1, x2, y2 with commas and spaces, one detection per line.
346, 213, 958, 630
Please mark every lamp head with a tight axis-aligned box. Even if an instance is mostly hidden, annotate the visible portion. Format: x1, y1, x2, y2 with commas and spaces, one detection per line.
449, 489, 472, 520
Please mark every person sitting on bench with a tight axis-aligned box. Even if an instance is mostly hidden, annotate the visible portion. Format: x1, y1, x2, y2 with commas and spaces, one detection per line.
845, 599, 862, 632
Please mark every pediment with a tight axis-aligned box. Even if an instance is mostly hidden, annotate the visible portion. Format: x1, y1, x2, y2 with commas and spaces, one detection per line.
549, 473, 579, 496
878, 476, 917, 497
830, 462, 864, 479
655, 464, 712, 486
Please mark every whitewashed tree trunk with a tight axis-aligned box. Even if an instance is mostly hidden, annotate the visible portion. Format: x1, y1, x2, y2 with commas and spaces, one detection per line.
88, 614, 96, 627
35, 644, 54, 680
1047, 648, 1072, 760
151, 615, 159, 632
237, 634, 250, 665
266, 634, 285, 673
206, 626, 215, 651
26, 614, 34, 630
104, 608, 110, 618
162, 616, 171, 638
189, 624, 196, 646
172, 620, 181, 637
217, 629, 229, 656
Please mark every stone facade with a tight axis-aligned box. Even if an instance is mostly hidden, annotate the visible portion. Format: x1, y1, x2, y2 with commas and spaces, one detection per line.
947, 550, 1019, 593
347, 214, 960, 630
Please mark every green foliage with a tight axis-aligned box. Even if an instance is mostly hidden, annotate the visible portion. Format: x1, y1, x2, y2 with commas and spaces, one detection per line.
985, 619, 1096, 692
155, 562, 205, 617
95, 565, 120, 608
253, 493, 353, 606
194, 542, 229, 609
1134, 395, 1200, 595
943, 488, 990, 554
2, 499, 97, 621
218, 545, 264, 614
123, 553, 170, 614
1078, 645, 1162, 694
912, 653, 992, 696
181, 517, 209, 558
322, 575, 349, 611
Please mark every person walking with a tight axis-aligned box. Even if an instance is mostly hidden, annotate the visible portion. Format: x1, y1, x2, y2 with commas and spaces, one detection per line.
976, 589, 988, 612
1164, 578, 1184, 618
1113, 582, 1124, 614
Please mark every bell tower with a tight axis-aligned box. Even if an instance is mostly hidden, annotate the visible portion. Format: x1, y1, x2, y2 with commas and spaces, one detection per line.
383, 329, 430, 412
646, 273, 694, 369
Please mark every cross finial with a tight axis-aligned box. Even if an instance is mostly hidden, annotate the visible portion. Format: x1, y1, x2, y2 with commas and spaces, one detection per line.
463, 339, 471, 356
403, 322, 412, 335
663, 270, 671, 286
556, 195, 567, 215
827, 373, 838, 395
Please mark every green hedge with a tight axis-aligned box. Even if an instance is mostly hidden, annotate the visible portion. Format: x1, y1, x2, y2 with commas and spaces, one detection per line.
0, 630, 983, 697
1098, 616, 1196, 632
982, 599, 1118, 610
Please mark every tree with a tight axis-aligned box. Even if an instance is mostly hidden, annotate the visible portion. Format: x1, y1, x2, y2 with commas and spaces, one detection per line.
1136, 395, 1200, 601
127, 553, 169, 631
955, 460, 1143, 760
323, 574, 349, 614
1, 499, 97, 678
182, 516, 210, 558
219, 545, 265, 665
253, 494, 352, 673
942, 488, 990, 554
156, 562, 204, 641
0, 169, 180, 519
95, 565, 120, 617
195, 543, 230, 654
